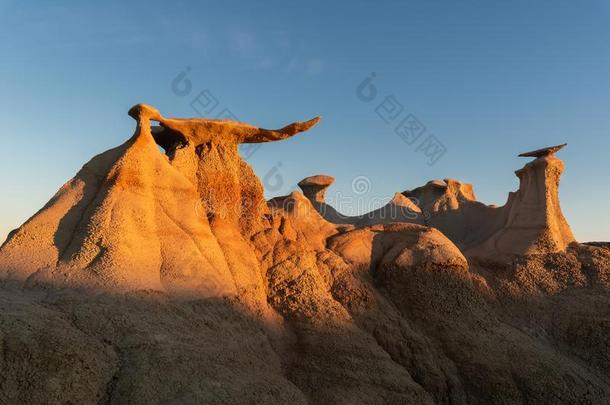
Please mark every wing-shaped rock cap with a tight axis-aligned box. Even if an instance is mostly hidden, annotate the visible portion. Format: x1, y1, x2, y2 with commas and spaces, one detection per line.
0, 103, 322, 300
128, 103, 322, 237
128, 103, 320, 150
518, 143, 567, 158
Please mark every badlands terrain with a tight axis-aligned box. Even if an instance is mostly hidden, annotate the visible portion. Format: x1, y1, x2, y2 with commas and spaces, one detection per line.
0, 104, 609, 404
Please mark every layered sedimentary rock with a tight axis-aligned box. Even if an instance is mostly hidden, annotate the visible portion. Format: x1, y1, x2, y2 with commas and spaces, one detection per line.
0, 108, 609, 404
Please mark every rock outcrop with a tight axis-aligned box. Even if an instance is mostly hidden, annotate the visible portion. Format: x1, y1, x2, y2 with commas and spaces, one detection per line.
518, 143, 567, 158
471, 147, 575, 257
298, 175, 425, 226
297, 175, 335, 204
0, 107, 609, 405
0, 104, 320, 305
301, 146, 576, 261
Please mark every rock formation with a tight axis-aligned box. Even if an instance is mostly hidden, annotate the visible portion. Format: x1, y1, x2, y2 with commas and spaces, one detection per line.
471, 145, 575, 258
297, 175, 425, 227
293, 174, 352, 224
301, 146, 576, 261
297, 175, 335, 204
0, 104, 320, 306
0, 107, 609, 404
518, 142, 567, 158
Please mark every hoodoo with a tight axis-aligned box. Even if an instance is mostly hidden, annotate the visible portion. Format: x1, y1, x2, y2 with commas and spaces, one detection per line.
296, 174, 354, 225
297, 175, 335, 204
298, 175, 425, 226
298, 144, 576, 260
0, 104, 320, 299
472, 144, 575, 258
2, 107, 610, 404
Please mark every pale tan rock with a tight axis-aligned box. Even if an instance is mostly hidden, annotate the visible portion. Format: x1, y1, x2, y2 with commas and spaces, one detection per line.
328, 223, 467, 271
299, 145, 576, 262
267, 191, 338, 252
0, 125, 235, 296
392, 148, 577, 260
469, 153, 576, 258
403, 178, 477, 214
403, 178, 503, 251
296, 174, 354, 225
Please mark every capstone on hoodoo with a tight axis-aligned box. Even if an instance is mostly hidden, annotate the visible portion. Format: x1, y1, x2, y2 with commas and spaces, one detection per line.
0, 104, 321, 300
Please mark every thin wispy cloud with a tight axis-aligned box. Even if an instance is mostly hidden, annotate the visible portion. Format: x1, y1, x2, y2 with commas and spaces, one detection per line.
225, 27, 326, 74
305, 58, 326, 75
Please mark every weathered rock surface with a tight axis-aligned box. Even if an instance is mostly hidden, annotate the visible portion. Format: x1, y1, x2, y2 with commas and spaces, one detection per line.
302, 146, 576, 261
0, 108, 609, 404
298, 177, 425, 227
297, 175, 335, 203
477, 151, 575, 257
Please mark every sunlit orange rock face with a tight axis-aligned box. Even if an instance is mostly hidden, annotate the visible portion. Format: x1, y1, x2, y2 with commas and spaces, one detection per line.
0, 107, 609, 404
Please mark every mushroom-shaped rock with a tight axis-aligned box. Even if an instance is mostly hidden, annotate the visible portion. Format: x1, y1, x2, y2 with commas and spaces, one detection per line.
128, 103, 163, 121
0, 106, 237, 295
295, 175, 358, 225
298, 175, 335, 204
297, 176, 427, 227
126, 103, 321, 235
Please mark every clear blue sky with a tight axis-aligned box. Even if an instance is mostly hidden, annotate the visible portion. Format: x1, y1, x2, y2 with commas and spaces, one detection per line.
1, 0, 609, 243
